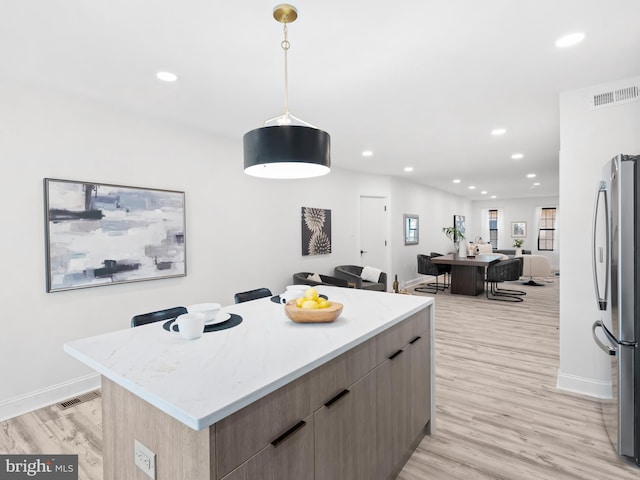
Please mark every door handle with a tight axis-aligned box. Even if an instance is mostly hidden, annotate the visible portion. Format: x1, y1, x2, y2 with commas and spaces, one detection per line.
360, 250, 368, 255
270, 420, 307, 447
592, 320, 616, 356
324, 389, 351, 408
388, 349, 404, 360
592, 182, 609, 311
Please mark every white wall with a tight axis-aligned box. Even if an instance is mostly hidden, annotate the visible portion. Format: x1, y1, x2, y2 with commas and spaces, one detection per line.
471, 196, 560, 271
390, 181, 471, 288
0, 80, 467, 419
558, 76, 640, 397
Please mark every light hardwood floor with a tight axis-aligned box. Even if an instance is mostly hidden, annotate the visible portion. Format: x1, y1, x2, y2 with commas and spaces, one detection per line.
398, 276, 639, 479
1, 277, 638, 479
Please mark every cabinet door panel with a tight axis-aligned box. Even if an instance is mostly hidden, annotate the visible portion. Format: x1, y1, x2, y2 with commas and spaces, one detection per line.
375, 348, 411, 480
315, 372, 377, 480
222, 415, 314, 480
407, 330, 431, 442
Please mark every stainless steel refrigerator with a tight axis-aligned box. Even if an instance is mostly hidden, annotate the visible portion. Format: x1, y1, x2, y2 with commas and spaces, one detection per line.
592, 153, 639, 466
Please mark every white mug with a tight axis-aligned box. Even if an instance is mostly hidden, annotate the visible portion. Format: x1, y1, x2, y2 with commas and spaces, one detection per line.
281, 285, 307, 304
173, 313, 205, 340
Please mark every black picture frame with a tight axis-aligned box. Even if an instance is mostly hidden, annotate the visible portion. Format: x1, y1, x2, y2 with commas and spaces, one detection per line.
453, 214, 466, 242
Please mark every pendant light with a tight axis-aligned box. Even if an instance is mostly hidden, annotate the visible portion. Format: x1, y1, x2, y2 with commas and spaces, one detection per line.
243, 4, 331, 179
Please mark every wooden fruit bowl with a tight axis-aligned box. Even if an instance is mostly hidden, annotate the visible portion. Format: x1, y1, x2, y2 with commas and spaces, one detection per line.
284, 300, 343, 323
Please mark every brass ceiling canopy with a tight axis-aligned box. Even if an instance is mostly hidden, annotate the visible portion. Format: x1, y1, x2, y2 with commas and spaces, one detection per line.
273, 4, 298, 23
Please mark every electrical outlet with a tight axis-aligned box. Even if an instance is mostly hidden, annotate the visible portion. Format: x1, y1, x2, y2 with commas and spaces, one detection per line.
134, 439, 156, 479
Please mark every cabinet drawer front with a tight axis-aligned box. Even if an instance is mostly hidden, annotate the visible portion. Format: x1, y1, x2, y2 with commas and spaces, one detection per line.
315, 371, 377, 480
221, 414, 314, 480
310, 337, 376, 410
216, 375, 310, 478
376, 308, 430, 363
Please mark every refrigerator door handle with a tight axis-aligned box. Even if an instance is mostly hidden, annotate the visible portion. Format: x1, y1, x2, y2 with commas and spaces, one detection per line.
592, 182, 609, 311
592, 320, 617, 356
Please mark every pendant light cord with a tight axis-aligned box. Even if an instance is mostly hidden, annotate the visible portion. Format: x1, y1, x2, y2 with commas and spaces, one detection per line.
282, 23, 291, 117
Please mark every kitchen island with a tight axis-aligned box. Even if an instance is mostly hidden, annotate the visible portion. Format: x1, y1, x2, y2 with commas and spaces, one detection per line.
65, 286, 435, 480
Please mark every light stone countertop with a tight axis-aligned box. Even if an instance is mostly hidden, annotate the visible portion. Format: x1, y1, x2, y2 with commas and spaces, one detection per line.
64, 286, 433, 430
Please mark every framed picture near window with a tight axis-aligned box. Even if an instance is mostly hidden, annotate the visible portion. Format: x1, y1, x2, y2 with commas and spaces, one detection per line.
511, 221, 526, 238
404, 214, 419, 245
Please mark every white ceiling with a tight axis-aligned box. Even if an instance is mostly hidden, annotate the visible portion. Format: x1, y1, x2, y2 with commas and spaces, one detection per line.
3, 0, 639, 199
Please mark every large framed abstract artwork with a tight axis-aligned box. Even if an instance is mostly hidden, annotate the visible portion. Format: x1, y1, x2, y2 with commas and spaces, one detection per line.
301, 207, 332, 256
44, 178, 186, 292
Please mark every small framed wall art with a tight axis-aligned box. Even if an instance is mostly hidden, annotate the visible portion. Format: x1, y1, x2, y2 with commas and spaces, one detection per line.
301, 206, 332, 255
44, 178, 186, 292
511, 221, 527, 238
404, 214, 419, 245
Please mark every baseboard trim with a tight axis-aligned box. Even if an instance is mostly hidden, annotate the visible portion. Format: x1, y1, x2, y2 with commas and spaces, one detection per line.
556, 369, 612, 399
0, 373, 101, 422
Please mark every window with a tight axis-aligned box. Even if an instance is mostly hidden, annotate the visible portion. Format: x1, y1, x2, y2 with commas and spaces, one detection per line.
538, 207, 556, 251
488, 209, 498, 248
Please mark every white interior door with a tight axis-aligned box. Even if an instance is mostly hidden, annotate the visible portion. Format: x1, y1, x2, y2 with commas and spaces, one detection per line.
359, 196, 387, 272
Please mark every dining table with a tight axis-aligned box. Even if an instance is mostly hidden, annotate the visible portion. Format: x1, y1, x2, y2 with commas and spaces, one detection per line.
430, 253, 503, 296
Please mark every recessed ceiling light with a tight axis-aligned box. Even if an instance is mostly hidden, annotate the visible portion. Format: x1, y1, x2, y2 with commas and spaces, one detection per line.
156, 71, 178, 82
533, 182, 541, 186
511, 153, 524, 159
527, 173, 536, 178
481, 191, 487, 195
491, 195, 496, 199
491, 128, 506, 136
453, 179, 461, 183
362, 150, 373, 157
404, 166, 413, 172
555, 32, 586, 48
469, 185, 476, 190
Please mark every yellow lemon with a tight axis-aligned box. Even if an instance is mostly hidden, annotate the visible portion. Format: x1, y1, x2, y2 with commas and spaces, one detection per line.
317, 299, 330, 309
301, 300, 320, 309
295, 297, 305, 307
304, 287, 319, 300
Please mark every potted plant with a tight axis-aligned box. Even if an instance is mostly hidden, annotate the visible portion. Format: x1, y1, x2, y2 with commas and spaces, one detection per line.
513, 238, 524, 255
442, 227, 465, 252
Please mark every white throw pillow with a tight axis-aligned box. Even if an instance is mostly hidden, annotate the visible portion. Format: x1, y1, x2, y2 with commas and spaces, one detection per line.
361, 265, 382, 283
307, 273, 322, 282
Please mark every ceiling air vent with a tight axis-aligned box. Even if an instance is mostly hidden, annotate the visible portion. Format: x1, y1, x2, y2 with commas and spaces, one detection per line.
589, 84, 640, 110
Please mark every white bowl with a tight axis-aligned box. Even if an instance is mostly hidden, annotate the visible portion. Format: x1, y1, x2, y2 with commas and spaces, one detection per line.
187, 303, 221, 322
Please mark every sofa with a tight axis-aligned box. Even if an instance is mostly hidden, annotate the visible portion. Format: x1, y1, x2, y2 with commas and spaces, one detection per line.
494, 249, 532, 255
520, 255, 552, 285
334, 265, 387, 291
292, 272, 349, 288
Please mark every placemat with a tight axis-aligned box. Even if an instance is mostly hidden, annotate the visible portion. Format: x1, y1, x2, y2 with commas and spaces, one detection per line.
163, 313, 243, 333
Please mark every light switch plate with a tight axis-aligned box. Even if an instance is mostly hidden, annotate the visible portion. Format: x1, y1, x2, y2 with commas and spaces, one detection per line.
134, 439, 156, 479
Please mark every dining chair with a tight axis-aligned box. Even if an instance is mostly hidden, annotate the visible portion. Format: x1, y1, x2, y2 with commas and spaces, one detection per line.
234, 288, 273, 304
131, 306, 188, 327
429, 252, 451, 288
415, 254, 447, 294
485, 259, 525, 302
